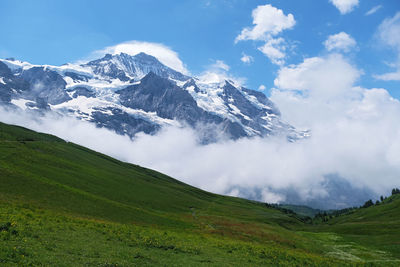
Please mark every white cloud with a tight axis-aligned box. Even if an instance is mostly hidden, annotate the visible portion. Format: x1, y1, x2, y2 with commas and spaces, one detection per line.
198, 71, 246, 86
374, 12, 400, 81
274, 54, 361, 100
270, 55, 400, 197
258, 37, 287, 65
324, 32, 357, 52
258, 84, 266, 91
261, 189, 286, 203
235, 4, 295, 65
374, 71, 400, 81
365, 5, 382, 16
211, 60, 230, 71
377, 12, 400, 49
240, 53, 253, 64
329, 0, 359, 14
85, 40, 189, 74
198, 60, 246, 86
235, 4, 295, 42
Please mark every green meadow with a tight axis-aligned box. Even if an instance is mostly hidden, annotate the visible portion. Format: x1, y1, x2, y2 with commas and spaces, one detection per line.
0, 122, 399, 266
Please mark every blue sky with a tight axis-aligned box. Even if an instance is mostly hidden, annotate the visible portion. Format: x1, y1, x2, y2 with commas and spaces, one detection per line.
1, 0, 399, 98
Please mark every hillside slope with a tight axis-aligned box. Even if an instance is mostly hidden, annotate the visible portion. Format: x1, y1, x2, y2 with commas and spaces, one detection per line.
0, 122, 301, 228
308, 194, 400, 261
0, 122, 398, 266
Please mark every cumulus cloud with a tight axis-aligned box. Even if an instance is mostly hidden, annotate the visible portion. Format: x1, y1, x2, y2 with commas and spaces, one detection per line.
235, 4, 295, 42
84, 40, 189, 74
240, 53, 253, 64
365, 5, 382, 16
258, 84, 266, 91
329, 0, 359, 14
258, 37, 287, 65
235, 4, 295, 65
274, 54, 361, 101
324, 32, 357, 52
374, 12, 400, 81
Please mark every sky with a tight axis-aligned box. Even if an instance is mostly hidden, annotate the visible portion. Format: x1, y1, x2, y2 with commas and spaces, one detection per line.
1, 0, 400, 98
1, 0, 400, 207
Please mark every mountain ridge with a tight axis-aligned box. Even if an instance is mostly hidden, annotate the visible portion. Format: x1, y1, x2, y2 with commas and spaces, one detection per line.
0, 53, 308, 142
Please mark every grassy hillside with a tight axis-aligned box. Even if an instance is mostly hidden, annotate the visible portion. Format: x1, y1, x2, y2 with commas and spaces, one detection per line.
0, 122, 399, 266
307, 194, 400, 262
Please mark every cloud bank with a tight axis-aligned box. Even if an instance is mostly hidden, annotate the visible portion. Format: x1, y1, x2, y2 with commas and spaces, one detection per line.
270, 54, 400, 205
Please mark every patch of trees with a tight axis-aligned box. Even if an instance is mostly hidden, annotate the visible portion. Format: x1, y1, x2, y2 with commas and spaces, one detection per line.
360, 187, 399, 209
265, 203, 314, 223
314, 212, 333, 222
265, 203, 296, 215
362, 199, 374, 208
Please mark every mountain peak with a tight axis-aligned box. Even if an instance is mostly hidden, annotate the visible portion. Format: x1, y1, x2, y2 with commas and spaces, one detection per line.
103, 53, 113, 60
84, 52, 189, 82
133, 52, 157, 60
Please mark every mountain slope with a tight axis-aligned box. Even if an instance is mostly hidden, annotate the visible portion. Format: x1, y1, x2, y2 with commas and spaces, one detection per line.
0, 122, 398, 265
0, 53, 307, 142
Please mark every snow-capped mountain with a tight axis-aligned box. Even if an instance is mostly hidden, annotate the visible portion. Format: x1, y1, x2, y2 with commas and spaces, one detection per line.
84, 52, 190, 82
0, 53, 308, 142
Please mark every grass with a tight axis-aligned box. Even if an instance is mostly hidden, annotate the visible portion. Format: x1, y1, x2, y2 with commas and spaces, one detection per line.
0, 122, 399, 266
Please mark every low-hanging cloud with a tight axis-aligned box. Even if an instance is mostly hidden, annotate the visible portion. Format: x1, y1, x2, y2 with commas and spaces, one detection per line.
270, 54, 400, 200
